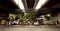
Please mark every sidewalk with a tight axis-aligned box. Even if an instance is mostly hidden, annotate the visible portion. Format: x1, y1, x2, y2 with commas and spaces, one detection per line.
0, 25, 60, 28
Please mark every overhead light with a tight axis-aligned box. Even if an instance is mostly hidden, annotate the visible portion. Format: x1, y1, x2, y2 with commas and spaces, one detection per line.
13, 0, 25, 9
35, 0, 48, 9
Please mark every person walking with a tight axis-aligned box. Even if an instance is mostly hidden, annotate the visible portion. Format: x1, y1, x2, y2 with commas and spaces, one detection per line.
9, 16, 14, 25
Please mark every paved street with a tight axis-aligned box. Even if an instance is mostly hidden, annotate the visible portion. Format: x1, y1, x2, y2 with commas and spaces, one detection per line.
0, 25, 60, 31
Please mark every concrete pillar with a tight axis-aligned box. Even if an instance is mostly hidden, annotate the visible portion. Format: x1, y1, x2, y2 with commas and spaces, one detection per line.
51, 12, 60, 24
4, 13, 9, 26
0, 13, 9, 25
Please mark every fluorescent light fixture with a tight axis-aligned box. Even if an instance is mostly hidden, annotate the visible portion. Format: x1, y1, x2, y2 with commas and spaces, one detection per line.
35, 0, 48, 9
14, 0, 25, 9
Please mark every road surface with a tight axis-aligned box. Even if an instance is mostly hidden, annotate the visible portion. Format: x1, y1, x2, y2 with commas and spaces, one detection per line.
0, 25, 60, 31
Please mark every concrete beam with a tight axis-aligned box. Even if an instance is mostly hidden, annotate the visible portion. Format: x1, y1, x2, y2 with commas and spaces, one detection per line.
22, 0, 28, 13
33, 0, 39, 10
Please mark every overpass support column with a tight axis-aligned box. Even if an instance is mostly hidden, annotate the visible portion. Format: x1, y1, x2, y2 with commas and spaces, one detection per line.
51, 12, 60, 24
0, 13, 9, 25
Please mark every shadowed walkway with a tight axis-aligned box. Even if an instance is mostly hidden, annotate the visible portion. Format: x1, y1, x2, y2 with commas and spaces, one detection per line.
0, 25, 60, 31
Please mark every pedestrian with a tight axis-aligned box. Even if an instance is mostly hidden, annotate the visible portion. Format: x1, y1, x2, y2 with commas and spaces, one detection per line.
9, 16, 14, 25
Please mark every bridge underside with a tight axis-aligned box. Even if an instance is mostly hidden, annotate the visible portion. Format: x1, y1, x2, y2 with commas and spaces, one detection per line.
0, 0, 60, 22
